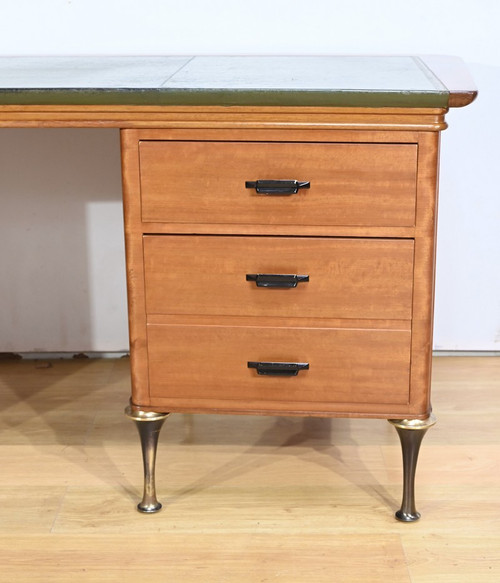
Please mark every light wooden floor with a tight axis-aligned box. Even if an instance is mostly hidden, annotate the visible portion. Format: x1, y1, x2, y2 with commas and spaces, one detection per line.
0, 356, 499, 582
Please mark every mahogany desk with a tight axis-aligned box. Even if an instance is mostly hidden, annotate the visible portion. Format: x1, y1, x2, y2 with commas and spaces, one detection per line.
0, 56, 477, 521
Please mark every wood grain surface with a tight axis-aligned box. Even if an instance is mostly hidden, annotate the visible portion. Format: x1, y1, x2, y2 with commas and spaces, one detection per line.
144, 235, 414, 320
122, 124, 437, 419
0, 105, 448, 130
139, 140, 418, 227
146, 322, 412, 413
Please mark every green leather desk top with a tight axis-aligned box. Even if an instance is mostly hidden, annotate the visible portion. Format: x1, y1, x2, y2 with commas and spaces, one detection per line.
0, 56, 475, 108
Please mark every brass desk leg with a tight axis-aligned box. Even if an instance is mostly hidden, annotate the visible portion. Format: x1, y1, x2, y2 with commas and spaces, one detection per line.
388, 414, 437, 522
125, 406, 169, 513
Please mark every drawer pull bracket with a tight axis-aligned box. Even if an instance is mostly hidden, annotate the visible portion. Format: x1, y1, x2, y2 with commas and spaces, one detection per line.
248, 361, 309, 376
245, 179, 310, 195
246, 273, 309, 288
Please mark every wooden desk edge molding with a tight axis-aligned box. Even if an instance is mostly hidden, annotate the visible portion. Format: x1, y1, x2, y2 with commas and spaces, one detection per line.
0, 55, 476, 521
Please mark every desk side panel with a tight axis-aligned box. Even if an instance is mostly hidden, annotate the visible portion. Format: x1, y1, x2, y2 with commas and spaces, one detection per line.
408, 131, 441, 417
121, 129, 151, 406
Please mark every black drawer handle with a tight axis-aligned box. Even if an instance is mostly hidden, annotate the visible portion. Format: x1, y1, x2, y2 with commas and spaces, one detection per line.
245, 180, 310, 195
246, 274, 309, 288
248, 361, 309, 376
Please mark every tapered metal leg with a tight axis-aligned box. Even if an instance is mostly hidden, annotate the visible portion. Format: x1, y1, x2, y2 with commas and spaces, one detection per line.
125, 406, 169, 513
388, 414, 436, 522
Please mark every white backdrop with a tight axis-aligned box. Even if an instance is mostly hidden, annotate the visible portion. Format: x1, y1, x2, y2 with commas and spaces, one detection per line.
0, 0, 498, 352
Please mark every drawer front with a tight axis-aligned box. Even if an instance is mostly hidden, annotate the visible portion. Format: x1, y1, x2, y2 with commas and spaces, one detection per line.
144, 236, 414, 320
139, 141, 417, 227
147, 324, 411, 406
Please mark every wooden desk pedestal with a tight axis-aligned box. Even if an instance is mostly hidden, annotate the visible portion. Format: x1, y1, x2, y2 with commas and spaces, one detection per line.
122, 114, 449, 521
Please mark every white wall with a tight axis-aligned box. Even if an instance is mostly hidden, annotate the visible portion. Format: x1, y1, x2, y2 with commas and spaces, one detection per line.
0, 1, 498, 352
0, 129, 127, 352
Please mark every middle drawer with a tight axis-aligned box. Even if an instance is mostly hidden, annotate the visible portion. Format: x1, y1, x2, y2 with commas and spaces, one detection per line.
144, 236, 414, 320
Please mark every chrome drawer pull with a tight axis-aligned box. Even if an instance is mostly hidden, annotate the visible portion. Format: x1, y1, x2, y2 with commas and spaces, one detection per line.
247, 361, 309, 376
245, 179, 310, 195
246, 273, 309, 288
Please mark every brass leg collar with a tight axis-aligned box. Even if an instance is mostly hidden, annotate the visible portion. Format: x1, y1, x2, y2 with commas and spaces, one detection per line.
125, 405, 169, 422
388, 413, 437, 431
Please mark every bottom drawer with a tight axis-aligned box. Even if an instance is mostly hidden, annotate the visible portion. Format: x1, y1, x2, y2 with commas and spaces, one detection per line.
147, 324, 411, 411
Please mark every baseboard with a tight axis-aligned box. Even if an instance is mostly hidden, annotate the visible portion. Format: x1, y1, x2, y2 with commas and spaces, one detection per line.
0, 351, 129, 360
1, 350, 498, 361
432, 350, 500, 356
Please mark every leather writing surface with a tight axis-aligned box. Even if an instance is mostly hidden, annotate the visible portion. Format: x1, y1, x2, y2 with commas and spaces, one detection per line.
0, 56, 449, 107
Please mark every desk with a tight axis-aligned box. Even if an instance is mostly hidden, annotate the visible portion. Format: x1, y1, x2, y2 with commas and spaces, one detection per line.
0, 55, 476, 521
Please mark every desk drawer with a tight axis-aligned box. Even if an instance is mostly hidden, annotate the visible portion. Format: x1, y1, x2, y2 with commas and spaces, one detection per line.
144, 235, 414, 320
147, 324, 411, 407
139, 141, 417, 227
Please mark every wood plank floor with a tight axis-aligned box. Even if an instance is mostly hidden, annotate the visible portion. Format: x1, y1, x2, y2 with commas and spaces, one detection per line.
0, 356, 499, 582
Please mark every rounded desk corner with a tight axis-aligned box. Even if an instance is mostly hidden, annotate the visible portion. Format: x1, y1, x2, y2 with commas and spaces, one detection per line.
448, 89, 478, 108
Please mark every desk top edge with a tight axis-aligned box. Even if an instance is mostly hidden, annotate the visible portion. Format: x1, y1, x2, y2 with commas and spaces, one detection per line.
0, 55, 477, 108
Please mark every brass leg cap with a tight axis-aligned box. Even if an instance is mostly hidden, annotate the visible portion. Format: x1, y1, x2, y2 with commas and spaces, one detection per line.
137, 502, 162, 514
395, 510, 421, 522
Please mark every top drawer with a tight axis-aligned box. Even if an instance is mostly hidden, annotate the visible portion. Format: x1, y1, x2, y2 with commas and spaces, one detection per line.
139, 141, 417, 227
